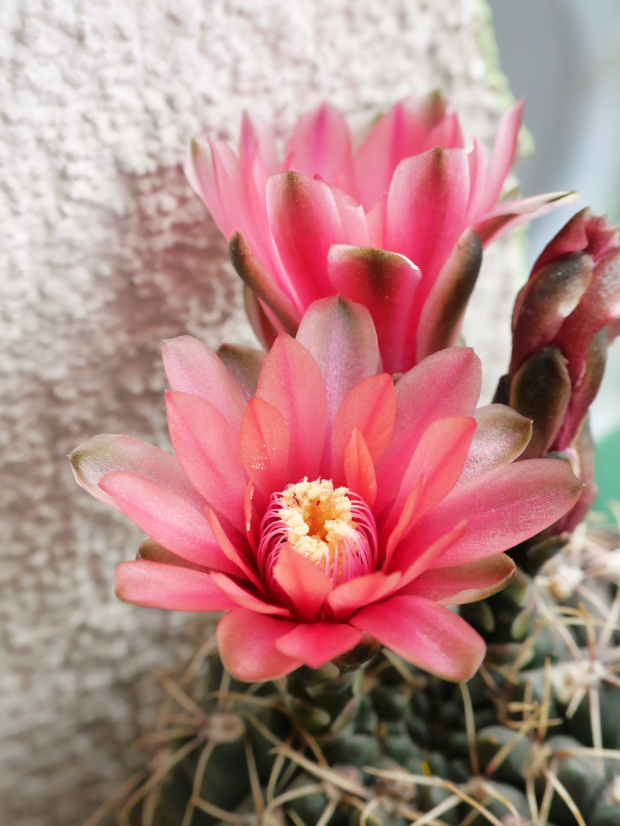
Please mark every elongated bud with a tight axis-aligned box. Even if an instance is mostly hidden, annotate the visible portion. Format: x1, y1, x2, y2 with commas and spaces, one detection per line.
510, 253, 592, 373
498, 210, 620, 537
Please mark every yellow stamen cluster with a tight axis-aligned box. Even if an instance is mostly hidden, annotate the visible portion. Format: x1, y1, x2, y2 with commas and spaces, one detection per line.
279, 479, 357, 574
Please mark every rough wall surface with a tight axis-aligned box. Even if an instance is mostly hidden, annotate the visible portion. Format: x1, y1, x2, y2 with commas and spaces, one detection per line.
0, 1, 522, 823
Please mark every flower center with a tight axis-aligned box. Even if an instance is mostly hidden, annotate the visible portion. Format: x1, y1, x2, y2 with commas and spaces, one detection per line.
258, 479, 378, 584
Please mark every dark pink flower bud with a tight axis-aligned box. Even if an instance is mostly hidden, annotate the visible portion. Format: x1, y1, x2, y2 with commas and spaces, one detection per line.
509, 208, 620, 453
500, 209, 620, 536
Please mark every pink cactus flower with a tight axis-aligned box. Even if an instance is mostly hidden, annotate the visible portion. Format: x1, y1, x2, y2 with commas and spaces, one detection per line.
70, 299, 582, 682
186, 94, 575, 373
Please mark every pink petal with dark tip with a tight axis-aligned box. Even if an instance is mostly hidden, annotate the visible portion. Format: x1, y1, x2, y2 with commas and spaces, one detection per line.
217, 343, 266, 402
217, 610, 301, 682
115, 560, 236, 612
352, 595, 485, 681
385, 147, 470, 289
327, 245, 421, 374
229, 232, 303, 330
267, 171, 347, 307
69, 433, 204, 514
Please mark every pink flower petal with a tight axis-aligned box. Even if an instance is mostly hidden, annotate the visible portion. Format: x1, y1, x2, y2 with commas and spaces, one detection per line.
229, 232, 303, 331
327, 245, 422, 374
210, 572, 290, 617
166, 391, 247, 530
354, 99, 432, 211
114, 560, 237, 612
383, 477, 425, 568
415, 228, 482, 362
331, 187, 371, 246
284, 102, 357, 196
351, 595, 485, 681
276, 623, 363, 669
256, 334, 328, 483
184, 139, 229, 237
244, 287, 280, 350
343, 428, 377, 508
327, 570, 402, 622
272, 544, 334, 622
99, 471, 236, 574
206, 507, 263, 592
330, 374, 396, 486
69, 433, 203, 514
186, 138, 245, 241
385, 147, 470, 289
266, 171, 347, 307
216, 343, 266, 402
400, 554, 516, 605
163, 336, 247, 429
394, 458, 583, 570
457, 405, 532, 486
426, 111, 464, 151
381, 417, 476, 540
217, 610, 301, 681
375, 347, 481, 512
395, 521, 467, 586
481, 100, 523, 213
137, 538, 208, 570
240, 397, 290, 504
464, 137, 489, 225
475, 191, 578, 246
296, 297, 380, 428
238, 114, 278, 264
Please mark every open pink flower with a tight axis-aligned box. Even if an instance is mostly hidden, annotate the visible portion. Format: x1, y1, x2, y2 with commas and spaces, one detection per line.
186, 94, 574, 372
70, 299, 582, 682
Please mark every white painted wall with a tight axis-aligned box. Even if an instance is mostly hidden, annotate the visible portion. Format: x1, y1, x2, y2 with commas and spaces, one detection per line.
0, 2, 521, 823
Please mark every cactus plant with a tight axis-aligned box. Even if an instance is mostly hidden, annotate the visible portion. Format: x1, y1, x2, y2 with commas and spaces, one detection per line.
85, 516, 618, 826
75, 93, 620, 824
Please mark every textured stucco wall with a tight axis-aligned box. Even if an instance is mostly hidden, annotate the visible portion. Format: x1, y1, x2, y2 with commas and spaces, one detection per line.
0, 1, 523, 823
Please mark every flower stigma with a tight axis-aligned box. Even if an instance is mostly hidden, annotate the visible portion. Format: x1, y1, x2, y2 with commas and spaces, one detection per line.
259, 479, 378, 584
